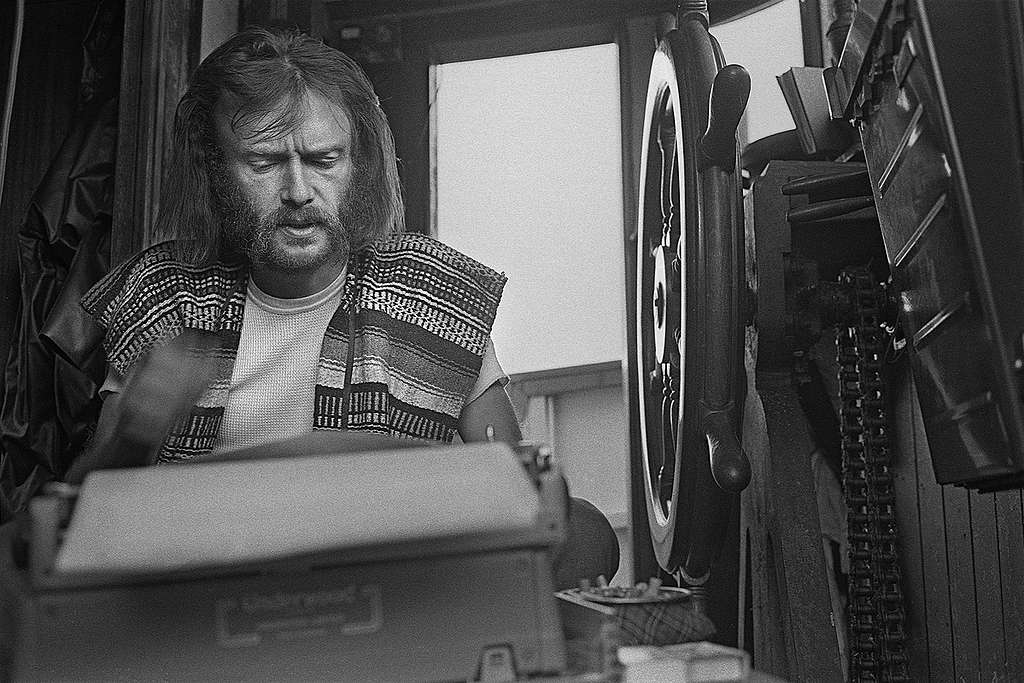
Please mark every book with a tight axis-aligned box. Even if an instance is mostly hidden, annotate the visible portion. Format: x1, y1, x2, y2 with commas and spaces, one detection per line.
618, 641, 752, 682
777, 66, 854, 155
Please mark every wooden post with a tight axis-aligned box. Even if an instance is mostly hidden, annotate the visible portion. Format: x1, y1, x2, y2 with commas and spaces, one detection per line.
112, 0, 202, 265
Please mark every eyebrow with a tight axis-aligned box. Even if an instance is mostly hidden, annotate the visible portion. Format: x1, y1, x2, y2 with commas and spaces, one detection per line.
243, 144, 348, 158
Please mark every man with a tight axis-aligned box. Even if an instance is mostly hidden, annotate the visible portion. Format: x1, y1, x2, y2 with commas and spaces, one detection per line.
68, 25, 520, 477
65, 25, 617, 584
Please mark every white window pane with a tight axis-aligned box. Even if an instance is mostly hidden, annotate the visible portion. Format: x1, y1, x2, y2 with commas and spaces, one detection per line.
712, 0, 804, 142
434, 44, 625, 375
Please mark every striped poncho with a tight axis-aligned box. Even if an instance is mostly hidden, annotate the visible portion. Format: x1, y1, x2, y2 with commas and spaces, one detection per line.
81, 233, 507, 461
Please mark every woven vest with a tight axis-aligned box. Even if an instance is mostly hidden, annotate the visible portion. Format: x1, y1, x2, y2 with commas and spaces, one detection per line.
81, 233, 507, 461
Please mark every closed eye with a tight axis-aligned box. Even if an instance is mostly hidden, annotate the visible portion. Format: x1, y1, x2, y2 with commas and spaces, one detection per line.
309, 155, 341, 169
245, 154, 284, 172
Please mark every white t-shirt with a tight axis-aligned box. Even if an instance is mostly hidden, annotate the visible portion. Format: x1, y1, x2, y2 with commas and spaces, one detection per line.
101, 271, 507, 452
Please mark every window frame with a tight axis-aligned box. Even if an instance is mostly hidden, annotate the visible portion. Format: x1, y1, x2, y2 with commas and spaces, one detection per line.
427, 22, 635, 392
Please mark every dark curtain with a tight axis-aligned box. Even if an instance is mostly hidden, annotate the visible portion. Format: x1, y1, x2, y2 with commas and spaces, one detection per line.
0, 0, 122, 520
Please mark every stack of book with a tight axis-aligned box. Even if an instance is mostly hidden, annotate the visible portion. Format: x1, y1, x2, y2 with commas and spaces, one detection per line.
617, 641, 752, 682
777, 66, 854, 155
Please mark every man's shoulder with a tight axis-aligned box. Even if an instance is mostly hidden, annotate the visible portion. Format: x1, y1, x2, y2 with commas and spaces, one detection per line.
366, 232, 506, 293
105, 241, 178, 282
357, 233, 505, 352
81, 241, 245, 322
124, 241, 243, 277
370, 231, 455, 258
95, 240, 240, 287
81, 241, 247, 374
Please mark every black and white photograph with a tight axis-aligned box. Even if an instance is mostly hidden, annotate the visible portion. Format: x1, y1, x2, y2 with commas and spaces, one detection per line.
0, 1, 1021, 680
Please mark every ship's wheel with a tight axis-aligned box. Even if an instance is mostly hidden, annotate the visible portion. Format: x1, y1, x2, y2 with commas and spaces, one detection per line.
634, 8, 751, 582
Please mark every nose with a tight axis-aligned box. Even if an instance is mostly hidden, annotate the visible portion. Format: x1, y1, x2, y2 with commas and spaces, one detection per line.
280, 159, 314, 207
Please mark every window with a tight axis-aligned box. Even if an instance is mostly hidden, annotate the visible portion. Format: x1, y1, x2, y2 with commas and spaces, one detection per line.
711, 0, 805, 143
432, 43, 632, 583
432, 43, 625, 375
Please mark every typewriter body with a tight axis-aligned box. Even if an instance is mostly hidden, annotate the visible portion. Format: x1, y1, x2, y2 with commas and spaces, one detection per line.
1, 438, 567, 682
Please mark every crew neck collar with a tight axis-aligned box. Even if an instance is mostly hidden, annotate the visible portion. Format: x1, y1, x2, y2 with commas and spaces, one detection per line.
247, 265, 348, 314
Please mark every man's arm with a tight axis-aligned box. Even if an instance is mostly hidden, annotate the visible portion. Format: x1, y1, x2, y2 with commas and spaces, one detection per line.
65, 333, 215, 484
65, 389, 148, 484
459, 380, 621, 588
457, 381, 522, 444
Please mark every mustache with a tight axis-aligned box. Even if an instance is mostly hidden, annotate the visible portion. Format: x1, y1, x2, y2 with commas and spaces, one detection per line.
266, 206, 337, 228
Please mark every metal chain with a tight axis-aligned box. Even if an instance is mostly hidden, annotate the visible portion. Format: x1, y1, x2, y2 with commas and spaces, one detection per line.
836, 269, 910, 682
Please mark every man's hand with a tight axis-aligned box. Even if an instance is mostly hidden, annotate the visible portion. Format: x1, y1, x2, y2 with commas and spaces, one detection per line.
65, 331, 217, 483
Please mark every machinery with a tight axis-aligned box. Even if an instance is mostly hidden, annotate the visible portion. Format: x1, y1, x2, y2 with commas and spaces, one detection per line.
630, 0, 1024, 680
1, 439, 568, 681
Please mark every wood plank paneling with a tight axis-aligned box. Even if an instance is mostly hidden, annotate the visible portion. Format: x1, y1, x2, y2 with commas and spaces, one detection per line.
969, 490, 1006, 678
897, 367, 1024, 681
942, 485, 979, 680
886, 352, 1024, 682
907, 366, 954, 680
995, 489, 1024, 679
113, 0, 202, 265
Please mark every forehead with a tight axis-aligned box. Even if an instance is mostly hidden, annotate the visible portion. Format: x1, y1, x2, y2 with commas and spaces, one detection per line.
214, 92, 354, 151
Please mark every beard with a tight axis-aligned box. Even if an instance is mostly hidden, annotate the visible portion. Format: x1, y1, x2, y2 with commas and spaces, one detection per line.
213, 174, 372, 272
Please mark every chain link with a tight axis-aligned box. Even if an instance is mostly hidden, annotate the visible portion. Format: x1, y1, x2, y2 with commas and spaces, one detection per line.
836, 269, 910, 682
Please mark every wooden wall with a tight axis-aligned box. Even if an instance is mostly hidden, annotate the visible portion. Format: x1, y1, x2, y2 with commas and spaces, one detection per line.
745, 330, 1024, 681
745, 156, 1024, 680
889, 359, 1024, 681
113, 0, 203, 264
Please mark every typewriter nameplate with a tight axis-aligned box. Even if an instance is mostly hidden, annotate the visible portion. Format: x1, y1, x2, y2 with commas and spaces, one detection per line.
216, 584, 384, 647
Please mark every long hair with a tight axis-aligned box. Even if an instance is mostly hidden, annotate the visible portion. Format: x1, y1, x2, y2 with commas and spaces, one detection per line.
155, 25, 405, 265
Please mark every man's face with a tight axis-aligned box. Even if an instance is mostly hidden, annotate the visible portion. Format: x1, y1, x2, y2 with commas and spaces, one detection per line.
213, 92, 361, 295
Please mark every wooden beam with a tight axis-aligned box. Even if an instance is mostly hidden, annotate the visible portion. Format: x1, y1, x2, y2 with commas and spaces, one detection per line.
112, 0, 202, 265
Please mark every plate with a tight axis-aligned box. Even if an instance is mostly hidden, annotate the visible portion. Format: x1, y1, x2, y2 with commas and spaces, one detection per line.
569, 586, 693, 605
